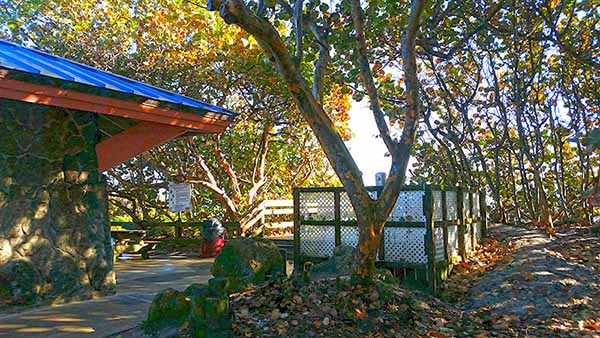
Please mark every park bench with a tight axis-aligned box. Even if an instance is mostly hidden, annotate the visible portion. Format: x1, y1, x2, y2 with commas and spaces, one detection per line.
111, 229, 160, 260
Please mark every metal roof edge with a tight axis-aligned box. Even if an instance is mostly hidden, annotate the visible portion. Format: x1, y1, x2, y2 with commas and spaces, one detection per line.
0, 39, 238, 119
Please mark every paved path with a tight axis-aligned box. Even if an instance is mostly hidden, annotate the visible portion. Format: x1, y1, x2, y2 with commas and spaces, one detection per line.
463, 224, 600, 336
0, 255, 213, 338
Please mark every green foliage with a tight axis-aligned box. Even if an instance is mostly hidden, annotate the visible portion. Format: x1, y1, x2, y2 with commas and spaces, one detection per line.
0, 0, 338, 228
2, 0, 598, 228
582, 129, 600, 150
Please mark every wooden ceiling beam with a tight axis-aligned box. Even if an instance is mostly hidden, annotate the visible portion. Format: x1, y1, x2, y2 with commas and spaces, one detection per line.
0, 77, 230, 132
96, 121, 188, 172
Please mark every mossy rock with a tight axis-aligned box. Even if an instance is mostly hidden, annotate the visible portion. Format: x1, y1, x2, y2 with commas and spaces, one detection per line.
212, 238, 283, 293
144, 288, 190, 333
144, 279, 234, 338
312, 245, 356, 279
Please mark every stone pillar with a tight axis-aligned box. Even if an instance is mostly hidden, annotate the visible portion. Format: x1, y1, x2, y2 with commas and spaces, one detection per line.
0, 99, 115, 306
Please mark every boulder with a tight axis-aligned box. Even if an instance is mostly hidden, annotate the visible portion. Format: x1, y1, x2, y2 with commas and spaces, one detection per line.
312, 245, 357, 279
144, 288, 190, 332
212, 238, 284, 293
187, 278, 232, 338
146, 279, 233, 338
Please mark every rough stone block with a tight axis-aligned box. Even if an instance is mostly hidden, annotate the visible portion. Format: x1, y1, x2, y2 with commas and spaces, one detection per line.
212, 238, 284, 293
0, 100, 115, 307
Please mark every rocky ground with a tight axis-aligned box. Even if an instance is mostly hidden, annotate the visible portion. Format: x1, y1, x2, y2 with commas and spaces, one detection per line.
110, 223, 600, 338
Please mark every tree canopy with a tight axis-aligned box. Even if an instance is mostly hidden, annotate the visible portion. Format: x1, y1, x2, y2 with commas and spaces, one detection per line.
0, 0, 340, 232
1, 0, 598, 277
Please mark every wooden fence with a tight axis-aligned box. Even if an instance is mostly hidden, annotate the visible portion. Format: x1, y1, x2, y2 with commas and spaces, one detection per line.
110, 199, 294, 237
292, 184, 487, 294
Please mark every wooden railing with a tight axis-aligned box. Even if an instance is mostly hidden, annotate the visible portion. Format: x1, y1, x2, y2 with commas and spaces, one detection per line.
110, 199, 294, 238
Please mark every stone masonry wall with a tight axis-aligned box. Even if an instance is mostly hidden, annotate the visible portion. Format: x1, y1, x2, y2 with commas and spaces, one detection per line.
0, 99, 115, 307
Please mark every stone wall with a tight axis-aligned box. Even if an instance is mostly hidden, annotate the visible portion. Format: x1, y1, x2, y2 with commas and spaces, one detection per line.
0, 99, 115, 307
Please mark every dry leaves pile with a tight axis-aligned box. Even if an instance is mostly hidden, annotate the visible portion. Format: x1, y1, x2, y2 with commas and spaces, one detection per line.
230, 277, 492, 338
547, 224, 600, 273
543, 224, 600, 336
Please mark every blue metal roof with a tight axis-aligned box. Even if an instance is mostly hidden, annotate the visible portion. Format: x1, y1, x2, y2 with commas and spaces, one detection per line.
0, 39, 236, 119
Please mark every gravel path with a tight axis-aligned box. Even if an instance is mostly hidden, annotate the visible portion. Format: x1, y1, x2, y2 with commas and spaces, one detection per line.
463, 224, 600, 336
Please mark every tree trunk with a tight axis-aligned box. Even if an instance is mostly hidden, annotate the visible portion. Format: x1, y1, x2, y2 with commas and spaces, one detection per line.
353, 209, 386, 279
207, 0, 425, 280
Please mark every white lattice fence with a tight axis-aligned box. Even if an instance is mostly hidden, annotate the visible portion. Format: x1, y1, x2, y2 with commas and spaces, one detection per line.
446, 191, 458, 221
383, 227, 427, 264
295, 186, 487, 275
448, 225, 460, 258
388, 191, 426, 222
340, 226, 359, 248
299, 225, 335, 257
299, 191, 335, 221
464, 223, 472, 253
435, 227, 445, 261
433, 191, 443, 222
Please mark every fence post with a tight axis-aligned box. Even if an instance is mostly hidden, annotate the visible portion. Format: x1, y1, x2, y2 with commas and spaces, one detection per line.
441, 189, 449, 261
424, 185, 437, 295
469, 191, 475, 250
457, 187, 467, 262
334, 190, 341, 247
479, 190, 488, 238
293, 188, 300, 274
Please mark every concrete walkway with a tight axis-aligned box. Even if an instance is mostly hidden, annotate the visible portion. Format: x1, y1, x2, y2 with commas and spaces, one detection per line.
0, 255, 214, 338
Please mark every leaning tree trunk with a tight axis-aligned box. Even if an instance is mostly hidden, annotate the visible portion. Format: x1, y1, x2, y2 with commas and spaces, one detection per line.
207, 0, 425, 279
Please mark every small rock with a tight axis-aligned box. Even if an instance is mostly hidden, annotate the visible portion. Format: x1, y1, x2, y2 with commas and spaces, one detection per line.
323, 317, 330, 326
398, 303, 410, 312
369, 290, 380, 301
290, 319, 299, 326
271, 308, 281, 320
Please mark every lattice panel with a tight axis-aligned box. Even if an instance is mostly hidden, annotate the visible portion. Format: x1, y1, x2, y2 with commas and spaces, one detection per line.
340, 226, 359, 248
435, 227, 445, 261
433, 190, 443, 221
446, 191, 458, 221
475, 221, 482, 241
464, 223, 472, 253
299, 225, 335, 257
472, 193, 480, 219
299, 191, 335, 221
448, 225, 459, 258
339, 192, 356, 221
463, 192, 471, 218
383, 227, 427, 264
388, 191, 426, 222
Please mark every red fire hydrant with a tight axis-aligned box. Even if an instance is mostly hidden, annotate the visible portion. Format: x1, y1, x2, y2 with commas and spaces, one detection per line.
200, 218, 225, 258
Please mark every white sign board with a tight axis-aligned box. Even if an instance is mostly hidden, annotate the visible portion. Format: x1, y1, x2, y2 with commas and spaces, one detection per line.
168, 182, 192, 212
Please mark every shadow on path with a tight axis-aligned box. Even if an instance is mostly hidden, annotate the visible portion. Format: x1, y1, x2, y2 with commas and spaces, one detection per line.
464, 224, 600, 335
0, 256, 213, 338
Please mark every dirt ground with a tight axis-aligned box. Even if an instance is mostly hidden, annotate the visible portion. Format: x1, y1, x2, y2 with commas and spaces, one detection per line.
2, 224, 599, 338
